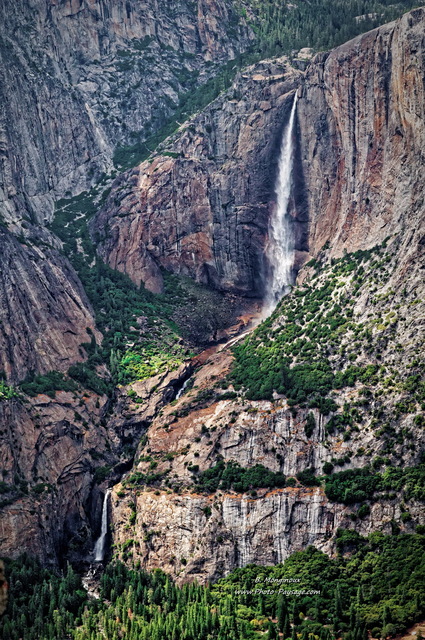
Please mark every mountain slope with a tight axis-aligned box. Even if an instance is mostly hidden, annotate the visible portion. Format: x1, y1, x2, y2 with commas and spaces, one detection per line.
104, 8, 425, 582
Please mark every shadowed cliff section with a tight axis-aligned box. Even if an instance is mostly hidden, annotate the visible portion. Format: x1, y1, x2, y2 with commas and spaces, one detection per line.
0, 0, 253, 382
0, 229, 100, 382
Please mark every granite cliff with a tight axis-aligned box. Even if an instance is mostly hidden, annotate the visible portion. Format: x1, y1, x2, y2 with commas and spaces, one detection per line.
109, 234, 424, 583
298, 7, 425, 258
93, 8, 425, 296
0, 0, 254, 565
92, 60, 304, 294
0, 0, 253, 380
0, 0, 252, 226
0, 7, 424, 579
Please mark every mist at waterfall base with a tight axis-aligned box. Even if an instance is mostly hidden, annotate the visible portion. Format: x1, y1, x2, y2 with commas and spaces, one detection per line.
93, 489, 111, 563
263, 93, 298, 317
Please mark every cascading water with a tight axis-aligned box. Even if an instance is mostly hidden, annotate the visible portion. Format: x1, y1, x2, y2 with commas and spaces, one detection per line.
264, 92, 298, 315
175, 376, 191, 400
93, 489, 110, 563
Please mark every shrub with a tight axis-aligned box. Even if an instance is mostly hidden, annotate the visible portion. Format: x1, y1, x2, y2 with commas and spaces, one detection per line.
357, 504, 371, 519
296, 468, 320, 487
194, 461, 286, 494
304, 412, 315, 437
323, 462, 334, 475
325, 468, 380, 504
0, 381, 18, 401
20, 371, 78, 398
68, 364, 110, 395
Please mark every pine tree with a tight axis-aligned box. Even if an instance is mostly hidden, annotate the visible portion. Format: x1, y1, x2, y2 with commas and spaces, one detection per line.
267, 621, 278, 640
293, 601, 301, 626
282, 614, 291, 639
277, 593, 288, 631
334, 583, 343, 621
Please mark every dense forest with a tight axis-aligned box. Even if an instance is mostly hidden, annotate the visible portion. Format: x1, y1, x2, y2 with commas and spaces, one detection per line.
245, 0, 419, 56
1, 533, 424, 640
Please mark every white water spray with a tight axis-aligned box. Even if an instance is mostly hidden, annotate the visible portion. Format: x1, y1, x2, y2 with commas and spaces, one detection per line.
264, 93, 298, 315
175, 376, 191, 400
93, 489, 110, 562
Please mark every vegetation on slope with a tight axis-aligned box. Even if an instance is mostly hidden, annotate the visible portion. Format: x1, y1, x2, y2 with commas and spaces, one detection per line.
244, 0, 419, 57
230, 243, 424, 415
0, 381, 18, 401
121, 447, 424, 515
1, 533, 424, 640
16, 186, 245, 398
110, 239, 424, 504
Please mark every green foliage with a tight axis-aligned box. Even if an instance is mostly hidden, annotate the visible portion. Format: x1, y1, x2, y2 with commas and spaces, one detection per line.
0, 381, 18, 401
93, 465, 112, 484
123, 470, 169, 488
305, 412, 316, 437
119, 349, 184, 382
245, 0, 418, 59
112, 0, 419, 174
67, 363, 110, 395
51, 186, 241, 390
2, 533, 424, 640
325, 468, 381, 504
296, 467, 321, 487
325, 464, 425, 504
323, 461, 334, 475
230, 248, 383, 405
20, 371, 78, 398
113, 55, 252, 170
50, 188, 188, 387
194, 460, 286, 494
131, 454, 424, 503
0, 555, 87, 640
229, 242, 424, 436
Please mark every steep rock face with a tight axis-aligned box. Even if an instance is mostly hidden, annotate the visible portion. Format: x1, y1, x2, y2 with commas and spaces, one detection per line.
106, 2, 425, 576
111, 486, 423, 584
0, 360, 196, 563
298, 7, 425, 257
94, 9, 425, 295
92, 60, 303, 294
2, 6, 424, 579
0, 0, 252, 381
0, 390, 110, 564
110, 330, 423, 583
0, 229, 100, 382
0, 0, 253, 225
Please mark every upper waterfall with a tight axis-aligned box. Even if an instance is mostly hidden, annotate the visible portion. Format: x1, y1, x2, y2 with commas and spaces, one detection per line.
263, 93, 298, 315
94, 489, 111, 563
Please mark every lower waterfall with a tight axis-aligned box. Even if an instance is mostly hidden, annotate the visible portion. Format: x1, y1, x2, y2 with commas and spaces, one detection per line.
93, 489, 111, 563
264, 92, 298, 315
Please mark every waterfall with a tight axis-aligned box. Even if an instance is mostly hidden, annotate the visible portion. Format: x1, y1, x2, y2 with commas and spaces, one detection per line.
175, 376, 191, 400
264, 93, 298, 315
93, 489, 110, 563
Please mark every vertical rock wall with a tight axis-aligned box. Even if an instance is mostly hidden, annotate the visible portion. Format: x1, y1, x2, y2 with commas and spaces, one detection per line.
298, 7, 425, 257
